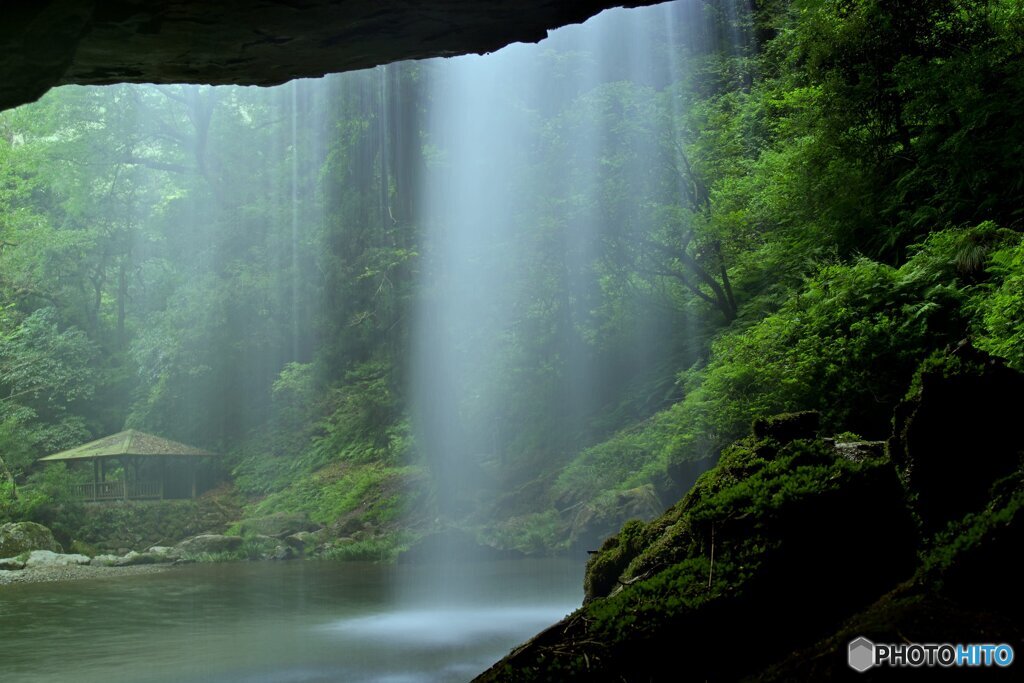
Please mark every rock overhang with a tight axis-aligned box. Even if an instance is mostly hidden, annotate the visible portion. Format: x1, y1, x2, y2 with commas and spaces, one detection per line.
1, 0, 660, 111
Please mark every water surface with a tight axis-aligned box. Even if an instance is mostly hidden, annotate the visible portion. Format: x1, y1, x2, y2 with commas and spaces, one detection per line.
0, 559, 581, 683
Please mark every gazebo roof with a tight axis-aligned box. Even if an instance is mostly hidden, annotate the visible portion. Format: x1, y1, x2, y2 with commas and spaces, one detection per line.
39, 429, 216, 462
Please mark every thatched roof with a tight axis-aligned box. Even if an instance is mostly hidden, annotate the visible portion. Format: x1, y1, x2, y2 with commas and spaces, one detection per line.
38, 430, 216, 462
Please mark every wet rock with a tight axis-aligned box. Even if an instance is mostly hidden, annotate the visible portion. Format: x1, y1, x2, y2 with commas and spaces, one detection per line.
24, 550, 91, 568
0, 522, 63, 557
89, 554, 120, 567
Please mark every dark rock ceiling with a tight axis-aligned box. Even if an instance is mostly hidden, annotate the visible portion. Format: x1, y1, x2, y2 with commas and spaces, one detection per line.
1, 1, 659, 111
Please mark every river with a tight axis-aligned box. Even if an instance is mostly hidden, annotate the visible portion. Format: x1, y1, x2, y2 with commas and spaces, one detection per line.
0, 559, 582, 683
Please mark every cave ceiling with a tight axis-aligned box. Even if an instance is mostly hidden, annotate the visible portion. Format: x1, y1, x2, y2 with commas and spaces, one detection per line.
1, 1, 658, 111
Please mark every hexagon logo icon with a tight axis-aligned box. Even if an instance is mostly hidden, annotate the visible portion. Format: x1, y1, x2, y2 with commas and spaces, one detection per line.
848, 637, 875, 672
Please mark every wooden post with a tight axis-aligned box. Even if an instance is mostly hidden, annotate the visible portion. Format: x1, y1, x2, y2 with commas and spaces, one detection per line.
122, 459, 128, 501
131, 456, 140, 499
92, 459, 99, 502
159, 457, 165, 500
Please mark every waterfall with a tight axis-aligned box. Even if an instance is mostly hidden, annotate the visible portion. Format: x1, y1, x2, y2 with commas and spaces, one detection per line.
410, 0, 752, 538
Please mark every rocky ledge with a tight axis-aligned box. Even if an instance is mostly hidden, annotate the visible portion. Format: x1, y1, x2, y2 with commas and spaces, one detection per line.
0, 1, 657, 111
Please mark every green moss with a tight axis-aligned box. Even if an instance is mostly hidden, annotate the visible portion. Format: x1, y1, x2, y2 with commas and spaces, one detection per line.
583, 519, 652, 600
480, 427, 917, 681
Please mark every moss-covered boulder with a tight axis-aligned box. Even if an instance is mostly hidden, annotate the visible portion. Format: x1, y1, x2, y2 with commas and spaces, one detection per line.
477, 428, 918, 682
583, 519, 652, 602
889, 347, 1024, 532
752, 410, 820, 443
0, 522, 63, 558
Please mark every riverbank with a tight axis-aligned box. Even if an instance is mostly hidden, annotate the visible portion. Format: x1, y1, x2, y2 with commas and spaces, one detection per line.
0, 563, 174, 587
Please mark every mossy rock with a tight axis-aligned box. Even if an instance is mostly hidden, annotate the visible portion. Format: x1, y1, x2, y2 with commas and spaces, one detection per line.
583, 519, 651, 602
0, 522, 63, 558
752, 410, 820, 443
889, 347, 1024, 532
478, 430, 918, 682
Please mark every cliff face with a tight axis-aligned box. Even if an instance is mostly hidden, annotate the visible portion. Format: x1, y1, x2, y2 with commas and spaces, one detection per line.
0, 1, 655, 111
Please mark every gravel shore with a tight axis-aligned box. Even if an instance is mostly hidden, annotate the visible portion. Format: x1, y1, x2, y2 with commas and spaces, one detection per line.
0, 563, 175, 586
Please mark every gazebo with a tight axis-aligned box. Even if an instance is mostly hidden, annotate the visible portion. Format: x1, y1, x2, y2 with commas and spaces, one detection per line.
38, 430, 217, 501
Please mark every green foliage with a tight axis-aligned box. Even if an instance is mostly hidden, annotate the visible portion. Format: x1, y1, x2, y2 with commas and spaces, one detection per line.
249, 461, 414, 528
319, 533, 410, 562
975, 239, 1024, 369
181, 551, 245, 564
485, 510, 567, 555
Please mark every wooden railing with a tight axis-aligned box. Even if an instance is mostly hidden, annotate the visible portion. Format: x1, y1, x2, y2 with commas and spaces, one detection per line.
70, 480, 162, 501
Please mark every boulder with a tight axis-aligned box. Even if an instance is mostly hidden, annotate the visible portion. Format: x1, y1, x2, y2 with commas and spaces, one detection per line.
890, 348, 1024, 531
752, 410, 820, 443
171, 534, 243, 557
115, 551, 163, 566
0, 522, 63, 557
0, 556, 25, 570
24, 550, 91, 568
